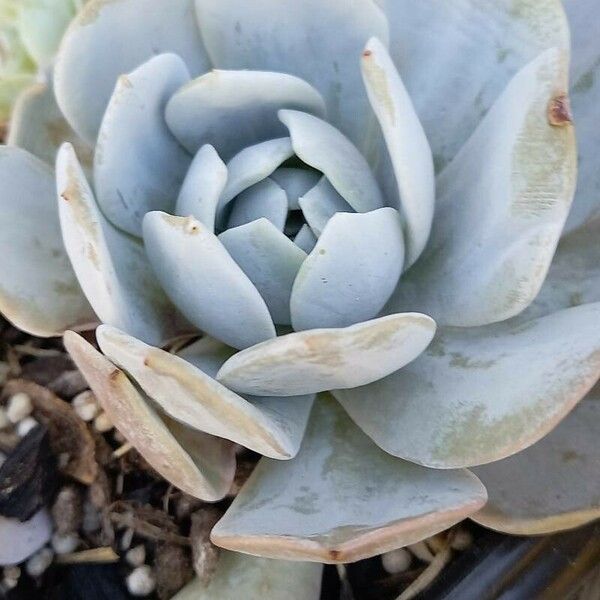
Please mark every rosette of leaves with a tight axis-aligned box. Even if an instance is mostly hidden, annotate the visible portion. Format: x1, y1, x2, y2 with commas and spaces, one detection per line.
0, 0, 85, 123
1, 0, 599, 594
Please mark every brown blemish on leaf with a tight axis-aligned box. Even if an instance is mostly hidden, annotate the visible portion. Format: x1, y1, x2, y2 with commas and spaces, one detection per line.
547, 94, 572, 126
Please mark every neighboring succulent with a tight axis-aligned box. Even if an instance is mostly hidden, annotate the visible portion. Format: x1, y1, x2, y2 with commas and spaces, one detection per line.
0, 0, 85, 123
1, 0, 599, 594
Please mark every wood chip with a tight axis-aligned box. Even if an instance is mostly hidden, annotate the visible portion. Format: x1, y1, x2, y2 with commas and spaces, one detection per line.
54, 547, 119, 564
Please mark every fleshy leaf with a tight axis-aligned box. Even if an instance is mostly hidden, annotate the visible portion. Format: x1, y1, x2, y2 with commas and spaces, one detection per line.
166, 69, 325, 159
472, 390, 600, 534
175, 144, 227, 232
8, 82, 94, 168
211, 395, 487, 563
520, 216, 600, 320
0, 510, 52, 567
195, 0, 388, 149
563, 0, 600, 231
97, 326, 314, 460
294, 224, 317, 254
56, 143, 184, 346
220, 219, 307, 325
386, 49, 576, 326
64, 331, 236, 501
217, 138, 294, 222
378, 0, 569, 170
298, 177, 354, 237
362, 38, 434, 268
334, 303, 600, 468
173, 552, 322, 600
54, 0, 211, 143
0, 146, 94, 337
217, 313, 436, 397
270, 167, 322, 210
291, 208, 404, 330
94, 54, 192, 237
227, 180, 288, 232
279, 110, 384, 212
143, 212, 276, 350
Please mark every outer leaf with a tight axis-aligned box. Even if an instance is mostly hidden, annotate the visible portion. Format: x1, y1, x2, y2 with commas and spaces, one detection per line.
377, 0, 569, 170
0, 146, 94, 337
472, 390, 600, 534
94, 54, 191, 237
57, 144, 184, 346
291, 208, 404, 330
54, 0, 211, 143
335, 303, 600, 468
362, 37, 434, 268
211, 395, 487, 563
217, 314, 436, 397
97, 326, 314, 460
143, 212, 276, 349
562, 0, 600, 231
0, 510, 52, 566
195, 0, 388, 149
64, 330, 236, 501
173, 552, 322, 600
386, 49, 576, 326
166, 70, 325, 159
8, 82, 94, 168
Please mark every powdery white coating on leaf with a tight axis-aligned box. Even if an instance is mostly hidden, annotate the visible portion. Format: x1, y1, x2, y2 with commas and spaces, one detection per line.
211, 395, 487, 564
0, 146, 95, 337
174, 144, 227, 232
97, 326, 314, 459
298, 177, 354, 237
386, 48, 576, 326
472, 391, 600, 534
194, 0, 389, 150
377, 0, 569, 171
335, 303, 600, 469
220, 219, 307, 325
64, 330, 236, 501
560, 0, 600, 232
291, 208, 404, 330
361, 37, 435, 268
8, 82, 94, 168
279, 110, 384, 213
142, 212, 276, 350
173, 552, 322, 600
56, 144, 185, 346
270, 167, 322, 210
217, 137, 295, 223
54, 0, 211, 143
166, 69, 326, 160
226, 180, 288, 232
217, 313, 436, 397
94, 53, 192, 237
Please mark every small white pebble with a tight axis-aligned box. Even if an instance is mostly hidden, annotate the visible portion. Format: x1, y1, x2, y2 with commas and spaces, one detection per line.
0, 408, 10, 430
25, 548, 54, 578
450, 528, 473, 551
126, 565, 156, 597
120, 527, 134, 551
4, 566, 21, 581
72, 390, 99, 422
6, 392, 33, 423
3, 576, 19, 590
381, 548, 412, 574
16, 416, 39, 437
125, 545, 146, 568
93, 412, 113, 433
51, 532, 79, 555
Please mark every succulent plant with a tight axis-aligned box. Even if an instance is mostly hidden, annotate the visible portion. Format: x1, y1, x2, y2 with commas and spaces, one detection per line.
0, 0, 85, 123
1, 0, 599, 594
